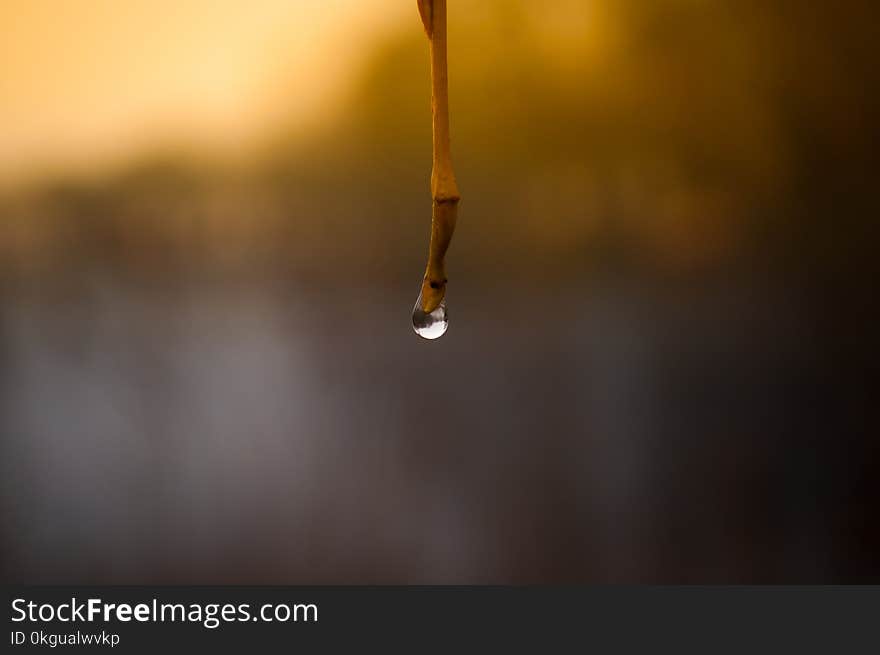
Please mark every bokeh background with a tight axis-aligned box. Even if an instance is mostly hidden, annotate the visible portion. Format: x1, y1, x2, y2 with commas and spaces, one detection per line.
1, 0, 877, 583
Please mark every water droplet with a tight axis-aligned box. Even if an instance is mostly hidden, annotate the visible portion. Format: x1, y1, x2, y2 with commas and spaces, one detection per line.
412, 293, 449, 339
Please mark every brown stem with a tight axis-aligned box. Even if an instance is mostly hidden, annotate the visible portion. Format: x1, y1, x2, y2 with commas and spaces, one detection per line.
418, 0, 460, 313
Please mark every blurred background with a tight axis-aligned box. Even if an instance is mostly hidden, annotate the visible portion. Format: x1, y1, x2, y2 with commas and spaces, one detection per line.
1, 0, 877, 583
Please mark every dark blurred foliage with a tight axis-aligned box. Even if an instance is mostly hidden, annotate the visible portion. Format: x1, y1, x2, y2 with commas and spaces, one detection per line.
1, 0, 877, 582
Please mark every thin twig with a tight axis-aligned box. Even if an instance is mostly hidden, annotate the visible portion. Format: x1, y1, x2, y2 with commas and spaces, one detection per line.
419, 0, 460, 313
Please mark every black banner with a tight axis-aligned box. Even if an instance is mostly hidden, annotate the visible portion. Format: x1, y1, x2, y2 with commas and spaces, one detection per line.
2, 586, 878, 652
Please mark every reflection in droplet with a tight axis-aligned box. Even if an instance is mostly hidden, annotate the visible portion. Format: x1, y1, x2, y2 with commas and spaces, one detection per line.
412, 293, 449, 340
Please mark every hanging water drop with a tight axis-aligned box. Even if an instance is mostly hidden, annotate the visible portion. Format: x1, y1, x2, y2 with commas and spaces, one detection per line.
412, 293, 449, 339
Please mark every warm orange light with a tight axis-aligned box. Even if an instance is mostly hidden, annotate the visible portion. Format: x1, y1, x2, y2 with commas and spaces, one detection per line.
0, 0, 407, 185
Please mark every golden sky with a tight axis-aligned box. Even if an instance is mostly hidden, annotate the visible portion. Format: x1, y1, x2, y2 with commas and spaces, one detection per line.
0, 0, 407, 184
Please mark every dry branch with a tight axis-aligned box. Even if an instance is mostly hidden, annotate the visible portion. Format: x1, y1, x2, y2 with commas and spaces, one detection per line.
418, 0, 460, 313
